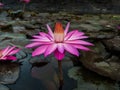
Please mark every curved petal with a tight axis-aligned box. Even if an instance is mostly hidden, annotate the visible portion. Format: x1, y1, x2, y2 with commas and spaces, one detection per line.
65, 30, 85, 40
68, 36, 88, 40
54, 49, 65, 60
26, 42, 42, 48
32, 35, 42, 39
44, 44, 57, 57
64, 22, 70, 36
2, 46, 15, 57
65, 40, 94, 46
46, 24, 54, 38
8, 49, 20, 55
31, 37, 51, 42
6, 56, 17, 60
32, 45, 48, 56
39, 32, 48, 36
57, 43, 64, 53
63, 43, 79, 56
2, 46, 10, 55
72, 44, 90, 51
33, 34, 53, 41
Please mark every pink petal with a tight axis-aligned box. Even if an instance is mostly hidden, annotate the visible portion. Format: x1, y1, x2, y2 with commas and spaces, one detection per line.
0, 3, 4, 7
54, 49, 65, 60
8, 49, 20, 55
72, 44, 90, 51
63, 43, 79, 56
32, 45, 48, 56
44, 44, 57, 57
64, 22, 70, 36
46, 24, 54, 38
2, 46, 10, 55
65, 30, 84, 40
31, 37, 51, 42
68, 36, 88, 40
2, 46, 16, 57
26, 42, 41, 48
65, 40, 94, 46
6, 56, 17, 60
57, 43, 64, 53
32, 35, 42, 38
39, 32, 48, 36
5, 46, 16, 55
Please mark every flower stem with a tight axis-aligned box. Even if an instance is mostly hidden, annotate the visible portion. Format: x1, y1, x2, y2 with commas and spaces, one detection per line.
58, 60, 64, 87
23, 3, 26, 12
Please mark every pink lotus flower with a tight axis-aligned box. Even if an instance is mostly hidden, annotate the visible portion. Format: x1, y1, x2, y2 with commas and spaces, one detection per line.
20, 0, 30, 3
26, 22, 93, 60
0, 46, 20, 60
0, 2, 4, 7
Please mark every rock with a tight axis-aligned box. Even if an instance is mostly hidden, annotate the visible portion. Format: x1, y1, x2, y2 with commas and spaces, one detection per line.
102, 36, 120, 56
86, 32, 115, 39
8, 10, 24, 19
29, 55, 49, 64
0, 33, 26, 39
79, 41, 120, 80
79, 24, 103, 32
0, 62, 20, 84
10, 38, 29, 48
0, 84, 9, 90
12, 25, 26, 33
68, 67, 119, 90
38, 13, 50, 17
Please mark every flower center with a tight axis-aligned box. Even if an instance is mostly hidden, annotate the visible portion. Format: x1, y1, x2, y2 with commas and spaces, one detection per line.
54, 22, 64, 43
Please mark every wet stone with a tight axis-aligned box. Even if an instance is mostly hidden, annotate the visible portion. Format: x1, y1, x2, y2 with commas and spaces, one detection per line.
0, 62, 20, 84
29, 55, 49, 64
79, 41, 120, 80
0, 84, 9, 90
68, 67, 119, 90
103, 36, 120, 53
12, 26, 26, 33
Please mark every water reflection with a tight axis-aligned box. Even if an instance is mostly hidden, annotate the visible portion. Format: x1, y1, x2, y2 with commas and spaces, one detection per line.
31, 63, 59, 90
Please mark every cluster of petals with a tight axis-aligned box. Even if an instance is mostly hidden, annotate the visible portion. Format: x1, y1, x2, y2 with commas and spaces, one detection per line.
26, 22, 94, 60
0, 46, 20, 60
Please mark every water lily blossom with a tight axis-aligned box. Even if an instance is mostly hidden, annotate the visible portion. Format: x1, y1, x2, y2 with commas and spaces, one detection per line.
20, 0, 30, 3
0, 2, 4, 7
26, 22, 93, 60
0, 46, 20, 60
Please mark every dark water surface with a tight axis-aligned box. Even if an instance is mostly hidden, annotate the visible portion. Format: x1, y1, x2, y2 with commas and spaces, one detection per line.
7, 54, 77, 90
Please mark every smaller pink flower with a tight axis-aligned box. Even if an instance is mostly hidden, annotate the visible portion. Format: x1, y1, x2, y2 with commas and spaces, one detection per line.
0, 2, 4, 7
20, 0, 30, 3
0, 46, 20, 60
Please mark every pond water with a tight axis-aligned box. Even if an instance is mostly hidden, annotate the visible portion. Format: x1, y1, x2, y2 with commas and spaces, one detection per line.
3, 53, 119, 90
7, 54, 77, 90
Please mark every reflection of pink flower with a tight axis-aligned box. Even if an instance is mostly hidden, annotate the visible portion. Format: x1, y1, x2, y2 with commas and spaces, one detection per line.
0, 46, 20, 60
26, 22, 93, 60
0, 2, 4, 7
20, 0, 30, 3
